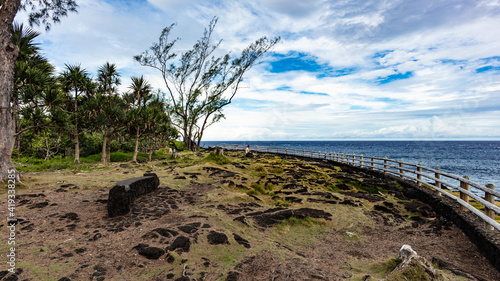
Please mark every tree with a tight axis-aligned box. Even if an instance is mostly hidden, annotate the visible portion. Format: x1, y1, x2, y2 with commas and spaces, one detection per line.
124, 76, 153, 163
141, 93, 177, 161
59, 64, 91, 163
0, 0, 77, 182
135, 17, 279, 151
96, 62, 121, 163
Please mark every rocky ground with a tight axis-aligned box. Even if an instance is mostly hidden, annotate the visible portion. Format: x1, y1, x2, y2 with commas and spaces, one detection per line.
1, 150, 500, 281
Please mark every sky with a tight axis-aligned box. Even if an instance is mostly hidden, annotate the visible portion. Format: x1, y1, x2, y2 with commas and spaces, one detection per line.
16, 0, 500, 140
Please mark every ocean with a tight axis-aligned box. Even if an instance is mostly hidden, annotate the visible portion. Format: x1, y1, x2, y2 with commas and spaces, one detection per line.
201, 141, 500, 194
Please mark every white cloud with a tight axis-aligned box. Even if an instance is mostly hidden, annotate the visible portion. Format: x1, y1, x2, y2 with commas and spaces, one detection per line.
14, 0, 500, 140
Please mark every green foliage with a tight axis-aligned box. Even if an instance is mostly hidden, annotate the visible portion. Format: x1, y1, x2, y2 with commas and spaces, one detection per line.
204, 152, 231, 165
168, 140, 186, 151
135, 17, 279, 151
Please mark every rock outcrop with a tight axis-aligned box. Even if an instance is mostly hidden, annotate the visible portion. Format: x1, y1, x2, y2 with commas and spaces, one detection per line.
107, 173, 160, 217
382, 245, 441, 281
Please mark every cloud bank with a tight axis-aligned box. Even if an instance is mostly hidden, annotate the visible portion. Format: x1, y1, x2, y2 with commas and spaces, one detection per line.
16, 0, 500, 140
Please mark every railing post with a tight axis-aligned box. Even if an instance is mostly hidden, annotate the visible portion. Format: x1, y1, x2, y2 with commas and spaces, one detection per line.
383, 158, 388, 174
371, 157, 374, 170
360, 155, 364, 168
485, 184, 496, 231
417, 164, 422, 186
399, 162, 404, 178
302, 150, 305, 157
459, 176, 470, 212
435, 168, 442, 197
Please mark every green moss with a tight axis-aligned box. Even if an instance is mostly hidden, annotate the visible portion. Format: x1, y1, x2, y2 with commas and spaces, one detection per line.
385, 259, 432, 281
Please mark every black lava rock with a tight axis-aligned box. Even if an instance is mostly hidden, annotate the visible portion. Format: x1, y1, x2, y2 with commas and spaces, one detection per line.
207, 231, 230, 245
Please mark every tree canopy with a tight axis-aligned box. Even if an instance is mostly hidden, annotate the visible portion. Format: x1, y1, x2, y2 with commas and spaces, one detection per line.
135, 17, 279, 151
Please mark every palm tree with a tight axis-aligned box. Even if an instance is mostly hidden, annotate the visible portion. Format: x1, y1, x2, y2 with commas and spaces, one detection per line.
126, 76, 152, 162
59, 64, 90, 163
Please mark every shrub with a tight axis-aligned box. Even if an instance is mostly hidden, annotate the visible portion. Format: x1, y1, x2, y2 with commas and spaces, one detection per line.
110, 152, 132, 162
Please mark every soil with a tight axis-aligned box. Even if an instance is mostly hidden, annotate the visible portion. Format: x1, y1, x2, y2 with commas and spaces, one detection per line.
1, 151, 500, 281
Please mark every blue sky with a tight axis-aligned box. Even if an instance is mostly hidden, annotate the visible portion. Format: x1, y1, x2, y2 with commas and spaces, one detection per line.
16, 0, 500, 140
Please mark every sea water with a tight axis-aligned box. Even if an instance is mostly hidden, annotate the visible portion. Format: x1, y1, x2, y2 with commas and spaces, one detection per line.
202, 141, 500, 194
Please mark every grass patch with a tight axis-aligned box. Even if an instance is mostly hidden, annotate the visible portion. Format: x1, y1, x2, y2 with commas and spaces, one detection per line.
18, 261, 73, 281
326, 184, 339, 192
249, 181, 273, 195
204, 152, 231, 165
278, 216, 325, 228
268, 166, 284, 175
384, 259, 435, 281
274, 200, 291, 207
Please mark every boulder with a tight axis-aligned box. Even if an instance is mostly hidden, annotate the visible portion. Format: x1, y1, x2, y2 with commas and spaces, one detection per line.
382, 245, 441, 281
207, 231, 230, 245
167, 236, 191, 253
107, 173, 160, 217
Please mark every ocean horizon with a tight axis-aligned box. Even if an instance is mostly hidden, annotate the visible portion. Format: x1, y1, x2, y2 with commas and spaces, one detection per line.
201, 140, 500, 194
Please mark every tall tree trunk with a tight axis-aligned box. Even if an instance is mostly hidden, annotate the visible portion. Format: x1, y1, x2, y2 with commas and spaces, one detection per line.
100, 131, 107, 163
132, 127, 139, 162
106, 134, 111, 162
0, 0, 22, 182
74, 125, 80, 163
73, 89, 79, 163
12, 96, 20, 157
45, 138, 50, 160
148, 144, 152, 162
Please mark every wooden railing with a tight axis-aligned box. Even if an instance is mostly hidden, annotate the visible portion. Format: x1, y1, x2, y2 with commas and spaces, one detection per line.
221, 143, 500, 231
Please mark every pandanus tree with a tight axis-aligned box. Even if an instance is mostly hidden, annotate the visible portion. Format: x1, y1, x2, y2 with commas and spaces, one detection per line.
124, 76, 153, 163
0, 0, 78, 182
12, 22, 66, 159
59, 64, 92, 163
141, 93, 178, 161
95, 62, 122, 163
135, 17, 280, 151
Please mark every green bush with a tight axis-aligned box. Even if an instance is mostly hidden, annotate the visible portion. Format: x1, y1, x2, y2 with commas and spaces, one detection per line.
83, 153, 102, 162
110, 152, 132, 162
